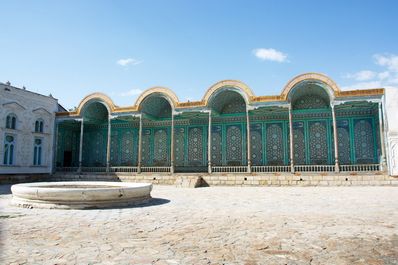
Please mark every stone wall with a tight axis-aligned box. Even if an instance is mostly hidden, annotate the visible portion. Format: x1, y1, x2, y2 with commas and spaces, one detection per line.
0, 174, 50, 184
385, 88, 398, 176
51, 173, 398, 186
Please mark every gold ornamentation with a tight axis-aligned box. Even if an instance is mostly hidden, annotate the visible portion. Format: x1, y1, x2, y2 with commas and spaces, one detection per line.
134, 87, 179, 109
56, 74, 385, 117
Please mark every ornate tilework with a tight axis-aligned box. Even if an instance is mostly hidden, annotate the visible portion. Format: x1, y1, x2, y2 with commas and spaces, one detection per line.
308, 121, 328, 164
153, 128, 168, 166
250, 124, 262, 166
188, 127, 203, 166
141, 129, 151, 166
211, 125, 222, 165
226, 125, 243, 165
337, 120, 351, 164
174, 127, 185, 166
293, 95, 328, 110
354, 119, 375, 163
293, 122, 306, 165
266, 123, 284, 165
120, 130, 135, 166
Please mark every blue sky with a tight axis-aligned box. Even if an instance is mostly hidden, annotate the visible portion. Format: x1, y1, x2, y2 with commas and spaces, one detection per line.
1, 0, 398, 109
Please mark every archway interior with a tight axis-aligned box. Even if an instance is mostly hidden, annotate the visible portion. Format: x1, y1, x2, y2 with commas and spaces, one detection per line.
80, 101, 110, 167
209, 89, 246, 115
208, 89, 247, 166
140, 94, 172, 119
290, 82, 330, 110
140, 94, 172, 166
289, 83, 333, 165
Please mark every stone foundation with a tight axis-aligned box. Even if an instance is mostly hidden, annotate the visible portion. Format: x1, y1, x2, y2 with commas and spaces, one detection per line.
0, 174, 50, 184
51, 172, 398, 187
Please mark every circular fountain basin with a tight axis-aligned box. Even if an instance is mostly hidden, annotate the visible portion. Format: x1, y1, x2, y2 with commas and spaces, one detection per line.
11, 181, 153, 209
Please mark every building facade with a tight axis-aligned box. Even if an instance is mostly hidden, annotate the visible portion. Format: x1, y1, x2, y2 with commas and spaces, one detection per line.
55, 73, 397, 176
0, 82, 61, 174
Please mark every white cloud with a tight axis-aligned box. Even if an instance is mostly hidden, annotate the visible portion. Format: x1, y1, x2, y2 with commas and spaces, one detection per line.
343, 53, 398, 90
117, 58, 142, 67
374, 54, 398, 72
119, 88, 143, 97
378, 71, 390, 80
345, 70, 376, 81
253, 48, 288, 63
341, 81, 382, 91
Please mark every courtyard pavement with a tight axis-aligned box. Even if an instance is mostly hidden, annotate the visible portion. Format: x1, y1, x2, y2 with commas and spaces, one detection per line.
0, 184, 397, 265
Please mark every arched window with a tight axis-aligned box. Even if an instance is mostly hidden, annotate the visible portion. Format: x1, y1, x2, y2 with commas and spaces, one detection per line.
33, 138, 42, 165
35, 119, 44, 133
3, 135, 15, 165
6, 114, 17, 129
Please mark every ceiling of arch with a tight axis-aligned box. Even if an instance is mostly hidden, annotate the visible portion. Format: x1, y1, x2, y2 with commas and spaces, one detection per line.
82, 102, 109, 124
291, 83, 330, 110
209, 90, 246, 114
141, 95, 171, 119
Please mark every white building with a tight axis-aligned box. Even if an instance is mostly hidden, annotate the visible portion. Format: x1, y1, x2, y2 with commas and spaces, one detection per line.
0, 82, 63, 174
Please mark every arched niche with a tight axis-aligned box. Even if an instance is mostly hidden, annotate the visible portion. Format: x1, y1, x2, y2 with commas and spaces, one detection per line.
208, 88, 248, 167
139, 93, 173, 119
208, 88, 247, 115
289, 81, 332, 110
288, 81, 334, 166
81, 100, 110, 124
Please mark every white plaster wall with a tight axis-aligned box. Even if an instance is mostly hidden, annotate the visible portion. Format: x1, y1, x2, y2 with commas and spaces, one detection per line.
0, 84, 59, 174
384, 87, 398, 176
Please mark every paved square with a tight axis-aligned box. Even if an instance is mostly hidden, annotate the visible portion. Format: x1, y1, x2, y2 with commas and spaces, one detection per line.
1, 185, 397, 265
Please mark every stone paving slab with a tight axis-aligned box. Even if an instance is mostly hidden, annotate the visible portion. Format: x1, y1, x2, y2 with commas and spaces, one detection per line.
0, 185, 397, 264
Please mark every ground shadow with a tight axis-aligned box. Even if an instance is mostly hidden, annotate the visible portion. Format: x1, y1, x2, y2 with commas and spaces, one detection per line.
84, 197, 171, 211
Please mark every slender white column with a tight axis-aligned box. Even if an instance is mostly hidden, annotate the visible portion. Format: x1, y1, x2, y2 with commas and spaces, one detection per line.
246, 107, 252, 173
289, 105, 294, 173
106, 115, 111, 172
170, 112, 175, 173
208, 110, 212, 174
53, 121, 59, 173
378, 101, 386, 171
137, 114, 143, 173
331, 104, 340, 172
78, 118, 84, 173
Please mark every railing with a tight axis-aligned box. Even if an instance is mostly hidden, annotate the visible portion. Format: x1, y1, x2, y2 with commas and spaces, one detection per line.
109, 167, 138, 173
56, 167, 78, 172
56, 164, 382, 173
212, 166, 248, 173
141, 166, 171, 173
252, 166, 291, 173
294, 165, 335, 172
81, 167, 107, 172
340, 164, 380, 172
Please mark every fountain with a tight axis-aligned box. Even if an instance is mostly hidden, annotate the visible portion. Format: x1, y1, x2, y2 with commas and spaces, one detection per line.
11, 181, 152, 209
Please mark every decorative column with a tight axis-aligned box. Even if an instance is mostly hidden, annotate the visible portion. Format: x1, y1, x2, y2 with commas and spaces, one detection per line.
170, 111, 175, 173
288, 105, 294, 173
106, 115, 111, 172
137, 114, 143, 173
53, 121, 59, 173
378, 101, 386, 171
78, 118, 84, 173
208, 110, 212, 174
246, 106, 252, 173
331, 104, 340, 172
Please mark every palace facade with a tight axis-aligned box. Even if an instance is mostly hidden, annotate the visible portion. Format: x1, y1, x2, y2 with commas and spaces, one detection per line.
0, 82, 62, 174
55, 73, 398, 176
